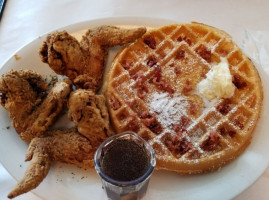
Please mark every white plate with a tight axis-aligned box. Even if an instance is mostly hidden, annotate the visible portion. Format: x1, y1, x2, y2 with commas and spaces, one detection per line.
0, 17, 269, 200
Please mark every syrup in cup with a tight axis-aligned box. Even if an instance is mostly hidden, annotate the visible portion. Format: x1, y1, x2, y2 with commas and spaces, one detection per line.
94, 131, 156, 200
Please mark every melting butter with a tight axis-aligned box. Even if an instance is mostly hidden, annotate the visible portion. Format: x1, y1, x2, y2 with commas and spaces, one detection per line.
197, 57, 235, 100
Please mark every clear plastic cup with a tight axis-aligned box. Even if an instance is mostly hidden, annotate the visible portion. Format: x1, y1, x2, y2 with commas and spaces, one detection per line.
94, 131, 156, 200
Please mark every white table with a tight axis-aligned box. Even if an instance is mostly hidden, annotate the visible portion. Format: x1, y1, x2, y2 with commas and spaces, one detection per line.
1, 0, 269, 199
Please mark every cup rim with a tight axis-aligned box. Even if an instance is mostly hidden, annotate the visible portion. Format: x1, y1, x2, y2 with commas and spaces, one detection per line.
94, 131, 156, 186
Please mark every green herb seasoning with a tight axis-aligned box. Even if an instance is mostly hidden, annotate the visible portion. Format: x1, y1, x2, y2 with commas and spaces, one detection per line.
101, 139, 149, 181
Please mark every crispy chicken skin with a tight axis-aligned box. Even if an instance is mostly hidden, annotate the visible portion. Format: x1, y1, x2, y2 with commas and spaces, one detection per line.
40, 32, 86, 80
0, 70, 72, 142
39, 26, 146, 91
8, 128, 94, 199
7, 145, 51, 199
68, 89, 113, 147
0, 70, 49, 120
27, 128, 95, 168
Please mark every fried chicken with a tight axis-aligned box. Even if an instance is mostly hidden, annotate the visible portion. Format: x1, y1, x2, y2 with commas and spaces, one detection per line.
0, 70, 72, 142
7, 145, 51, 199
68, 89, 112, 147
5, 25, 147, 199
39, 26, 146, 92
7, 88, 113, 199
8, 128, 94, 199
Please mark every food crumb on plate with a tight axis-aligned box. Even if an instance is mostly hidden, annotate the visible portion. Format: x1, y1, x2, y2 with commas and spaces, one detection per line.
14, 54, 21, 61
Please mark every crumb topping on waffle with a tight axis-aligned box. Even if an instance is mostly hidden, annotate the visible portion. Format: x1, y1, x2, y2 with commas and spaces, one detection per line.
105, 22, 263, 174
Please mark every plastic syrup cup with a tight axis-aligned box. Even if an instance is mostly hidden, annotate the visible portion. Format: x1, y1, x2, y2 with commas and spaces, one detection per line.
94, 131, 156, 200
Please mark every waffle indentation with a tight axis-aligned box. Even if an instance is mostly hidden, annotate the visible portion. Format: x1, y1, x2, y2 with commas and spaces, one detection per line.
204, 32, 221, 47
218, 122, 237, 138
156, 40, 174, 59
215, 40, 235, 57
188, 122, 207, 143
200, 132, 227, 154
138, 129, 156, 141
228, 50, 244, 66
204, 111, 222, 126
238, 61, 252, 77
116, 107, 132, 122
125, 118, 141, 132
245, 93, 257, 109
143, 30, 165, 49
112, 63, 125, 76
216, 99, 235, 115
229, 106, 253, 130
120, 51, 136, 70
162, 133, 192, 158
195, 44, 212, 63
189, 24, 209, 38
171, 25, 197, 46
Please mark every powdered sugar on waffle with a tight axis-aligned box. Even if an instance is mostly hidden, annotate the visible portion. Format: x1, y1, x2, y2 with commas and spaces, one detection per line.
147, 92, 189, 134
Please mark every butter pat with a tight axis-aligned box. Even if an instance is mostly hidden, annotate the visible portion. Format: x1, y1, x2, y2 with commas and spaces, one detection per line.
197, 58, 235, 100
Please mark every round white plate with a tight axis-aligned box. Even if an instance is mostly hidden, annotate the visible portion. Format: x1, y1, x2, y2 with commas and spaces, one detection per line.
0, 17, 268, 200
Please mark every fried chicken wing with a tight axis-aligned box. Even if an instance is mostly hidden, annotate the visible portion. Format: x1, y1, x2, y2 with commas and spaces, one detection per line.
8, 128, 94, 199
7, 145, 51, 199
40, 26, 146, 91
0, 70, 72, 142
68, 89, 113, 147
28, 128, 95, 168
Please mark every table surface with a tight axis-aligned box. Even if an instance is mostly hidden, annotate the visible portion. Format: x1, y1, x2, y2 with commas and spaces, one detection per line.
0, 0, 269, 199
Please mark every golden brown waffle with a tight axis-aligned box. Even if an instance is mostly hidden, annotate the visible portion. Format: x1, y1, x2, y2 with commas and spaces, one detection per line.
105, 22, 263, 174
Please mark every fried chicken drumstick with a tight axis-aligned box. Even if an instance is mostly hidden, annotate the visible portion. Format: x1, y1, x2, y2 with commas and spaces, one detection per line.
0, 70, 72, 142
39, 25, 146, 91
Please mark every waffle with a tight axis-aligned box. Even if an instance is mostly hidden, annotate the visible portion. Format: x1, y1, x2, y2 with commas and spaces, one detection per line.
105, 22, 263, 174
